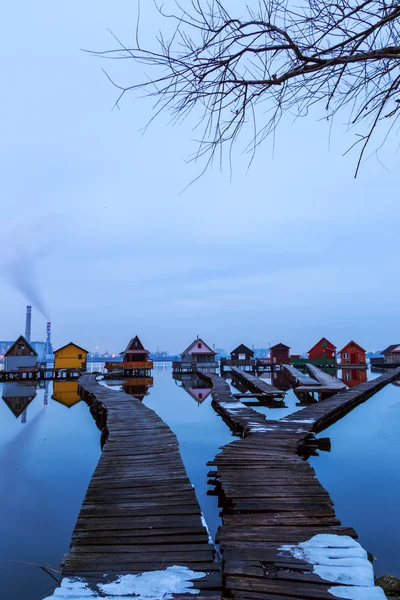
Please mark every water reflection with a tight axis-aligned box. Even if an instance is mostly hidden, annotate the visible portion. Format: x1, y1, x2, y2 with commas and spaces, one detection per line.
0, 381, 101, 599
122, 377, 153, 400
106, 377, 153, 401
2, 381, 37, 421
340, 368, 368, 387
173, 373, 213, 405
52, 381, 81, 408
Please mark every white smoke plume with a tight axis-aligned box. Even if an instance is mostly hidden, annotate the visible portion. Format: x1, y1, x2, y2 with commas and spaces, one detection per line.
1, 220, 51, 320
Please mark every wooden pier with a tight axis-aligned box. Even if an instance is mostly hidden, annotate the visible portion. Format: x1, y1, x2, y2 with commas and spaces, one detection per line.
61, 374, 220, 596
205, 368, 400, 599
230, 367, 285, 398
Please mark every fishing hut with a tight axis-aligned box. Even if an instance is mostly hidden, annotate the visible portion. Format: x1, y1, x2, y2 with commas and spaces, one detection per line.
270, 342, 290, 364
338, 340, 367, 365
172, 337, 218, 373
4, 335, 38, 372
220, 343, 256, 373
105, 335, 153, 376
54, 343, 88, 370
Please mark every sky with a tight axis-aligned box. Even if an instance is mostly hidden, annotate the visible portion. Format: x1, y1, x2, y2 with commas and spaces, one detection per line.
0, 0, 399, 355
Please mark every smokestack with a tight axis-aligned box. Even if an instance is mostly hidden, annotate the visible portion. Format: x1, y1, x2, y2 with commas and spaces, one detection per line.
45, 321, 52, 355
25, 305, 32, 342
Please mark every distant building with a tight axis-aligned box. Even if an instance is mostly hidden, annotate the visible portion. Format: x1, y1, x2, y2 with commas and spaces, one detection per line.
31, 341, 46, 363
382, 344, 400, 365
4, 336, 38, 371
52, 381, 81, 408
308, 338, 336, 361
338, 341, 366, 365
54, 343, 88, 370
270, 343, 290, 364
230, 344, 254, 361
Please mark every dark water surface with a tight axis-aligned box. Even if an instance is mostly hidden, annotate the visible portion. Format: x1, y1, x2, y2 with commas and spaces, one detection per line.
1, 365, 399, 599
0, 381, 101, 600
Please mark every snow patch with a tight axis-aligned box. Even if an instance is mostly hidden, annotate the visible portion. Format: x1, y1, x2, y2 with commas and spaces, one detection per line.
201, 512, 214, 544
283, 418, 315, 423
45, 567, 206, 600
329, 585, 387, 599
279, 534, 377, 588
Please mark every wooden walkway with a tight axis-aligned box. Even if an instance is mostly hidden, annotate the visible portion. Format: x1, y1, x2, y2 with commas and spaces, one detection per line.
230, 367, 285, 398
61, 374, 220, 596
283, 364, 321, 387
206, 368, 400, 599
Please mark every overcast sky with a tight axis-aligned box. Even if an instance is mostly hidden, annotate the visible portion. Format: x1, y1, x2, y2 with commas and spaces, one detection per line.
1, 0, 398, 355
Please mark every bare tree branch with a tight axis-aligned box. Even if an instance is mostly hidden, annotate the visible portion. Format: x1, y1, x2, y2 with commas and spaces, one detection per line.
91, 0, 400, 175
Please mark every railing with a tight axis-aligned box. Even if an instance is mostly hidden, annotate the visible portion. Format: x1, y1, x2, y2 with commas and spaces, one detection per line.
105, 361, 153, 371
172, 360, 219, 370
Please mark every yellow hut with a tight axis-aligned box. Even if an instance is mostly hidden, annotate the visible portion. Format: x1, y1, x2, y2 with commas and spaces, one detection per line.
54, 342, 88, 370
52, 381, 81, 408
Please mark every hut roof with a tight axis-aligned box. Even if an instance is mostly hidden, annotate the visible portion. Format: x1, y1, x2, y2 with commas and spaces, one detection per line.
382, 344, 400, 355
181, 338, 216, 357
308, 337, 336, 354
270, 343, 291, 350
5, 335, 38, 357
54, 342, 89, 354
338, 340, 366, 354
121, 336, 150, 356
231, 344, 254, 356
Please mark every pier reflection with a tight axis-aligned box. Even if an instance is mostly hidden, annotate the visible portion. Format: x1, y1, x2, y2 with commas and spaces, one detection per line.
52, 381, 81, 408
173, 374, 212, 405
1, 381, 37, 421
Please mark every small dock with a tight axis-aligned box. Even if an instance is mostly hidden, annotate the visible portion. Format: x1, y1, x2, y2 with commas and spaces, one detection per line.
283, 364, 346, 401
230, 367, 285, 398
0, 368, 82, 382
61, 374, 220, 596
283, 364, 320, 387
207, 367, 400, 599
198, 371, 272, 436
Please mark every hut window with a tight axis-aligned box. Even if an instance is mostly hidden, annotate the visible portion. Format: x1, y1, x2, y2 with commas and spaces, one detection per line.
197, 343, 201, 348
78, 354, 82, 359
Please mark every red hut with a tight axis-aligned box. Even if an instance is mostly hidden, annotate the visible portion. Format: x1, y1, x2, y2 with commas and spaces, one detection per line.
338, 341, 366, 365
270, 343, 290, 364
308, 338, 336, 361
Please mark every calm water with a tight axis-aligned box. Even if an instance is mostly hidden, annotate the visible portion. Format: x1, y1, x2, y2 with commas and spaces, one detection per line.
310, 378, 400, 578
0, 365, 399, 599
0, 381, 101, 600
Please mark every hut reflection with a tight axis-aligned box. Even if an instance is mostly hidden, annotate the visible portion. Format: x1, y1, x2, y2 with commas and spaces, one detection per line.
341, 369, 368, 388
173, 374, 212, 405
122, 377, 153, 401
52, 381, 81, 408
2, 381, 37, 421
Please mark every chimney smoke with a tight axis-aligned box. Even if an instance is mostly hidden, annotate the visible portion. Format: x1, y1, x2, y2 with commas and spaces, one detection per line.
25, 305, 32, 342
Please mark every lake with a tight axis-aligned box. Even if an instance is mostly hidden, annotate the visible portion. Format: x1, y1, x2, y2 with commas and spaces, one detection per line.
0, 364, 398, 599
